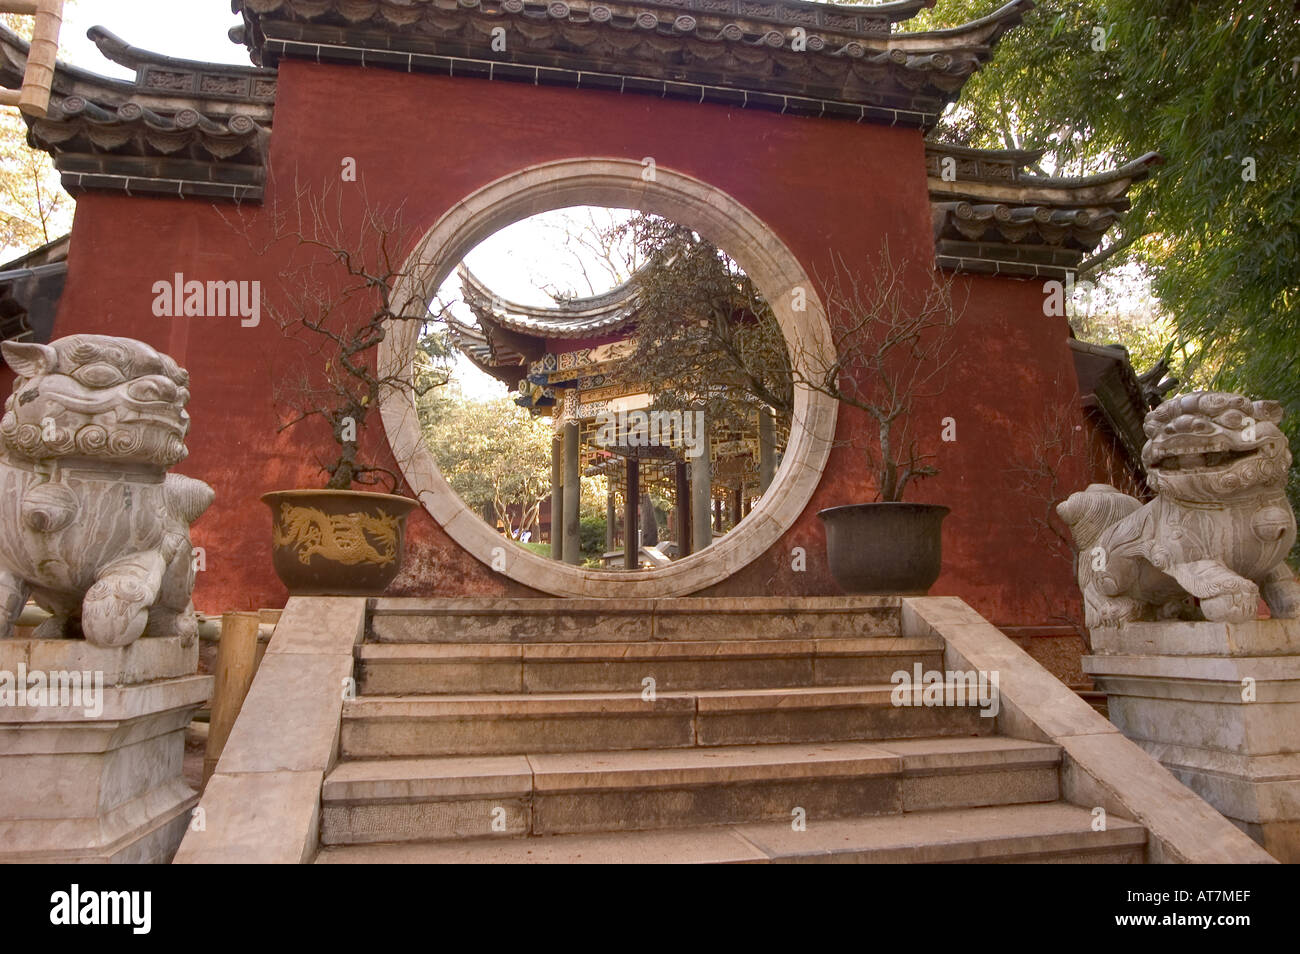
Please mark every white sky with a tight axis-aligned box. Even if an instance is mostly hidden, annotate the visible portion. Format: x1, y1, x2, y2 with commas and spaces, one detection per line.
58, 1, 248, 76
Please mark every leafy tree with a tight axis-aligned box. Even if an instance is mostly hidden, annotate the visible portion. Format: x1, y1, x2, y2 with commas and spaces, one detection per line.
605, 214, 792, 433
905, 0, 1300, 541
420, 386, 556, 541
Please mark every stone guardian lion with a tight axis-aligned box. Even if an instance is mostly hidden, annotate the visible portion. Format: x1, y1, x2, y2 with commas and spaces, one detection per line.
0, 334, 213, 648
1057, 391, 1300, 627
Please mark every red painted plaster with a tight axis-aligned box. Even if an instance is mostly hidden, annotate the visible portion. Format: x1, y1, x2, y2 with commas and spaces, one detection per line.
45, 61, 1098, 626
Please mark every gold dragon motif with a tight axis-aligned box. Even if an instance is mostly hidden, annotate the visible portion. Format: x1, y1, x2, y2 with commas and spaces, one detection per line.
273, 502, 402, 567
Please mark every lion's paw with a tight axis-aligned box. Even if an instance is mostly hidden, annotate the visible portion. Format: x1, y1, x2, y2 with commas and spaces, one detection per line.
1201, 583, 1261, 623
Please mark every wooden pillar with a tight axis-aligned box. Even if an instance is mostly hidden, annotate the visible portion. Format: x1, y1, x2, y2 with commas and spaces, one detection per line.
758, 405, 777, 494
624, 458, 640, 569
203, 612, 260, 786
730, 483, 742, 528
550, 435, 564, 560
562, 421, 581, 565
714, 497, 723, 532
674, 460, 691, 557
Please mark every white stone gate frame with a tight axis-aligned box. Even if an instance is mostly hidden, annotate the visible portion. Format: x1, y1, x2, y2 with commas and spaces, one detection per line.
379, 158, 837, 597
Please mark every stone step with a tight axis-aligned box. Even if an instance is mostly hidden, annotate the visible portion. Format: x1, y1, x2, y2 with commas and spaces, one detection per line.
316, 802, 1144, 863
368, 596, 900, 643
355, 637, 947, 694
340, 683, 996, 757
320, 737, 1063, 845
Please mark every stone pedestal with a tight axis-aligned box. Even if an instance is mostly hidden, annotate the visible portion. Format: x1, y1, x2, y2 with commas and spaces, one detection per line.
1084, 619, 1300, 862
0, 634, 211, 863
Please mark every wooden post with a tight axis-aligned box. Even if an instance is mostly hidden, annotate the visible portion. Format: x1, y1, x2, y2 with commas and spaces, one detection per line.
0, 1, 64, 118
730, 483, 743, 528
624, 457, 639, 570
203, 612, 260, 787
674, 459, 691, 557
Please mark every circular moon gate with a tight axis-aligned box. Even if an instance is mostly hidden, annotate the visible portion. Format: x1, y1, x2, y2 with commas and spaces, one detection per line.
380, 158, 837, 597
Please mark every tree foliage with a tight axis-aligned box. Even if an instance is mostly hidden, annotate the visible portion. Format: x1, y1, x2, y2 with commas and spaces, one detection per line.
606, 215, 792, 431
907, 0, 1300, 531
0, 10, 74, 259
419, 386, 555, 539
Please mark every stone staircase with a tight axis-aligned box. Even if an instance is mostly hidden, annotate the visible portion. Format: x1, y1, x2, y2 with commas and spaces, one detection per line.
313, 598, 1148, 863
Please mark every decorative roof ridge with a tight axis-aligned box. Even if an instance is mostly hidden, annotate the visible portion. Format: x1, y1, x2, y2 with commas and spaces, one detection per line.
1016, 151, 1163, 191
1, 24, 136, 96
234, 0, 942, 47
2, 25, 276, 204
86, 25, 272, 79
896, 0, 1032, 46
1, 24, 277, 110
925, 140, 1046, 166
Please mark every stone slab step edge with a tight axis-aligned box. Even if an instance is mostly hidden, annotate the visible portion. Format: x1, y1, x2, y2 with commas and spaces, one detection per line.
338, 683, 998, 756
368, 597, 901, 643
316, 802, 1139, 863
319, 738, 1061, 844
355, 637, 947, 694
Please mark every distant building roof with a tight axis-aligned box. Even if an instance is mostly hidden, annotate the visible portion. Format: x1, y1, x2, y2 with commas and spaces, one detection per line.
0, 234, 69, 344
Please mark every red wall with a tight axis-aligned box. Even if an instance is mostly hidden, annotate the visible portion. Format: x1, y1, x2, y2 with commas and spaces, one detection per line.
44, 60, 1092, 625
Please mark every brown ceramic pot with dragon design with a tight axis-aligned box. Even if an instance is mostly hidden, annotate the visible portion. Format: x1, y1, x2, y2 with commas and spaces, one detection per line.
262, 489, 418, 596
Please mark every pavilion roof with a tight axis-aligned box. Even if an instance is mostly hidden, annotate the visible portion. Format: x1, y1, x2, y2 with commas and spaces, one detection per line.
925, 141, 1162, 280
459, 264, 642, 341
0, 25, 275, 201
231, 0, 1034, 130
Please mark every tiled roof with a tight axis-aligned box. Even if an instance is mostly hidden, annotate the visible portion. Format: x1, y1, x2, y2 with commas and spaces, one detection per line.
927, 143, 1162, 279
0, 26, 275, 201
459, 264, 642, 340
231, 0, 1033, 129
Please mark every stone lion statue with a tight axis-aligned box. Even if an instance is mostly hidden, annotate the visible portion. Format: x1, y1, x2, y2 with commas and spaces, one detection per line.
1057, 391, 1300, 627
0, 334, 213, 647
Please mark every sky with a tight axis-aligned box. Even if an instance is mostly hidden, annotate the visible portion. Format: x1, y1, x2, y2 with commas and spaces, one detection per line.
58, 1, 248, 77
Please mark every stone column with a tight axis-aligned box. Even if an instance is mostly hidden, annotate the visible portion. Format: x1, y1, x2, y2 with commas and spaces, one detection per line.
550, 435, 564, 560
758, 405, 777, 493
691, 446, 712, 553
624, 458, 640, 570
1084, 618, 1300, 862
562, 421, 581, 565
605, 487, 616, 553
0, 634, 211, 862
640, 492, 658, 547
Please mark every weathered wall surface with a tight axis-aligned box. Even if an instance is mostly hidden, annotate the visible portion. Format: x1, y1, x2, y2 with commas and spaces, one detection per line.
42, 60, 1092, 626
